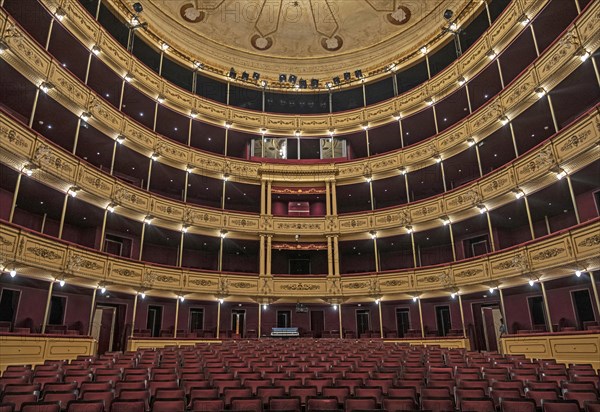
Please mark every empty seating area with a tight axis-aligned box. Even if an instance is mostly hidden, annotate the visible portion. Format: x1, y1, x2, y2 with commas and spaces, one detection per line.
1, 340, 599, 412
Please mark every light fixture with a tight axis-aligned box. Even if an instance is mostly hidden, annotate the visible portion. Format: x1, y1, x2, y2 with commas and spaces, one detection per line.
279, 74, 287, 82
467, 138, 475, 147
179, 296, 185, 302
375, 298, 380, 304
399, 166, 407, 175
412, 296, 418, 302
486, 49, 497, 60
223, 173, 230, 181
354, 69, 363, 79
228, 68, 237, 79
260, 128, 267, 135
40, 82, 54, 93
261, 80, 267, 87
140, 292, 146, 299
181, 224, 189, 233
160, 42, 169, 51
512, 188, 525, 199
325, 82, 332, 89
225, 121, 233, 129
310, 79, 319, 88
365, 174, 372, 183
575, 270, 582, 277
328, 128, 335, 136
529, 279, 535, 287
554, 167, 567, 180
107, 203, 116, 213
333, 304, 338, 310
22, 164, 35, 176
218, 298, 224, 304
9, 269, 16, 278
157, 95, 165, 104
220, 229, 228, 238
388, 63, 397, 72
67, 186, 80, 197
124, 73, 134, 82
143, 215, 154, 224
361, 123, 369, 131
441, 216, 451, 226
59, 279, 66, 287
0, 40, 8, 54
80, 112, 91, 122
91, 45, 101, 55
499, 115, 510, 125
489, 287, 495, 294
193, 61, 203, 70
519, 14, 530, 25
534, 87, 546, 98
425, 97, 434, 106
294, 130, 301, 137
434, 154, 442, 163
457, 76, 466, 86
575, 47, 590, 62
451, 293, 456, 299
332, 76, 341, 86
55, 7, 66, 21
369, 230, 378, 240
449, 22, 458, 32
241, 72, 250, 81
100, 286, 106, 294
477, 204, 488, 214
405, 225, 413, 234
420, 46, 428, 55
190, 110, 199, 119
393, 112, 402, 121
289, 74, 297, 84
150, 152, 159, 161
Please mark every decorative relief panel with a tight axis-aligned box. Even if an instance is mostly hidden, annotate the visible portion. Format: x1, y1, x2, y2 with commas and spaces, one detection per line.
0, 116, 34, 158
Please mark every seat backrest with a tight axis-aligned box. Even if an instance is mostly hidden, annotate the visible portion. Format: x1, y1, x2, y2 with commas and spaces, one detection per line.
500, 398, 537, 412
189, 398, 224, 412
305, 396, 338, 411
422, 387, 451, 398
0, 393, 38, 411
563, 390, 599, 409
110, 399, 146, 412
268, 396, 301, 412
256, 387, 285, 405
542, 400, 581, 412
322, 386, 350, 403
0, 403, 15, 412
42, 390, 78, 405
421, 396, 455, 412
81, 390, 115, 411
355, 386, 383, 403
584, 401, 600, 412
230, 397, 262, 412
382, 397, 417, 412
460, 397, 495, 412
491, 389, 522, 407
344, 396, 377, 412
21, 402, 61, 412
526, 389, 559, 407
151, 398, 186, 412
65, 400, 104, 412
223, 388, 252, 406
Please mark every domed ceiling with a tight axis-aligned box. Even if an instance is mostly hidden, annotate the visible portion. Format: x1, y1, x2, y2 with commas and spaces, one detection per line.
116, 0, 475, 82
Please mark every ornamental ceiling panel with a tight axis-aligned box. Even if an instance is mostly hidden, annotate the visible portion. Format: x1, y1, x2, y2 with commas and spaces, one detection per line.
122, 0, 469, 79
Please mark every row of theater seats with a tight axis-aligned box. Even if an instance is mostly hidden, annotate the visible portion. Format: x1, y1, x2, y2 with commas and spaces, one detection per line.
0, 339, 599, 412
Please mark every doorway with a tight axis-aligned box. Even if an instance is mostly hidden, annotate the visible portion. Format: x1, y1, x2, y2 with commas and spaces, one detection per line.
572, 289, 595, 329
231, 309, 246, 338
528, 296, 547, 330
310, 310, 324, 338
356, 309, 370, 336
92, 306, 116, 355
395, 308, 410, 338
435, 306, 451, 336
481, 306, 502, 351
277, 310, 291, 328
189, 308, 204, 333
146, 305, 163, 337
0, 289, 21, 326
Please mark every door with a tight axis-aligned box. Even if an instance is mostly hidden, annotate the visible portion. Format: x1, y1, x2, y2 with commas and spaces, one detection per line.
528, 296, 547, 330
0, 289, 21, 326
277, 310, 291, 328
435, 306, 451, 336
92, 306, 116, 355
189, 308, 204, 333
572, 290, 595, 329
310, 310, 325, 338
396, 308, 410, 338
147, 305, 163, 337
231, 310, 246, 338
356, 310, 370, 336
481, 306, 502, 352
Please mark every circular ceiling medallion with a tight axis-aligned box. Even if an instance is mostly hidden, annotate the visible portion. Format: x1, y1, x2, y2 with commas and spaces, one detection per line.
251, 34, 273, 51
321, 35, 343, 52
387, 5, 411, 25
180, 3, 206, 23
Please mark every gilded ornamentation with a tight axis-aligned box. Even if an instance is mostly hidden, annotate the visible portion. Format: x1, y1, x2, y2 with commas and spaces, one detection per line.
229, 281, 254, 289
272, 243, 327, 251
520, 147, 555, 174
114, 268, 138, 278
560, 129, 591, 152
454, 268, 483, 279
419, 275, 440, 284
344, 282, 369, 289
493, 253, 530, 271
26, 246, 61, 260
578, 235, 600, 247
0, 235, 13, 247
189, 279, 217, 287
1, 126, 28, 148
280, 283, 320, 291
531, 247, 565, 261
381, 279, 409, 287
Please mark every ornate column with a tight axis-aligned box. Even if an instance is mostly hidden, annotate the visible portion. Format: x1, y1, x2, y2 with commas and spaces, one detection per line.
326, 236, 334, 276
418, 298, 425, 338
540, 281, 553, 332
338, 304, 343, 339
266, 235, 273, 276
378, 301, 384, 338
458, 294, 466, 338
174, 297, 180, 338
130, 293, 139, 338
216, 300, 222, 339
87, 287, 98, 335
41, 280, 55, 334
333, 236, 341, 275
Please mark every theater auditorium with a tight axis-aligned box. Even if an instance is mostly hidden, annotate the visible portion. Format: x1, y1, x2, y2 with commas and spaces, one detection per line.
0, 0, 599, 411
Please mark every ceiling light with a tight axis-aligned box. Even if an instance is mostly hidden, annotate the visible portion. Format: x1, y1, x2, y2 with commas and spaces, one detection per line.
449, 22, 458, 32
80, 112, 91, 121
241, 71, 249, 81
375, 299, 380, 304
554, 167, 567, 180
326, 82, 332, 89
186, 165, 195, 173
55, 7, 66, 20
22, 164, 35, 176
159, 42, 169, 51
535, 87, 546, 98
333, 76, 341, 85
457, 76, 466, 86
354, 70, 363, 79
100, 286, 106, 294
289, 74, 297, 84
40, 82, 54, 93
59, 279, 66, 287
223, 173, 230, 181
328, 129, 335, 136
228, 68, 237, 79
420, 46, 428, 55
187, 110, 198, 119
405, 225, 413, 234
261, 80, 267, 87
332, 304, 338, 310
467, 138, 475, 146
310, 79, 319, 88
434, 154, 442, 163
225, 121, 233, 129
499, 115, 510, 125
279, 74, 287, 82
140, 292, 145, 299
218, 298, 224, 304
179, 296, 185, 302
107, 203, 116, 213
361, 123, 369, 131
575, 270, 582, 277
0, 40, 9, 54
260, 128, 267, 135
193, 61, 203, 69
489, 287, 495, 293
451, 293, 456, 299
157, 95, 165, 104
513, 188, 525, 199
486, 49, 497, 60
150, 152, 159, 161
220, 229, 228, 238
441, 216, 451, 225
425, 97, 434, 106
181, 224, 189, 233
399, 166, 407, 175
365, 174, 372, 183
116, 135, 125, 144
369, 230, 378, 239
124, 73, 134, 82
143, 215, 154, 224
67, 186, 80, 197
9, 269, 16, 278
91, 45, 101, 55
294, 130, 301, 137
575, 47, 590, 62
477, 204, 488, 214
412, 296, 418, 302
519, 14, 530, 25
393, 112, 402, 121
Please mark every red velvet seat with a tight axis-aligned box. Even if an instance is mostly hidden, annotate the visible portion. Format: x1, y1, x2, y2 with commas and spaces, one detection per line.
223, 387, 252, 406
322, 386, 350, 405
109, 399, 146, 412
542, 400, 581, 412
20, 402, 60, 412
289, 386, 318, 405
81, 390, 115, 411
491, 389, 522, 408
150, 398, 185, 412
256, 386, 285, 407
268, 396, 301, 412
564, 390, 599, 409
115, 383, 146, 398
526, 389, 559, 408
460, 397, 495, 412
0, 393, 38, 412
42, 391, 78, 409
306, 396, 338, 411
344, 396, 377, 412
585, 401, 600, 412
188, 388, 219, 403
230, 397, 262, 412
421, 396, 454, 412
117, 390, 150, 411
0, 404, 14, 412
188, 398, 224, 412
382, 397, 418, 412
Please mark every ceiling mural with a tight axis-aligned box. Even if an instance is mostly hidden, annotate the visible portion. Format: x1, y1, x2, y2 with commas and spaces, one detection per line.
131, 0, 470, 79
